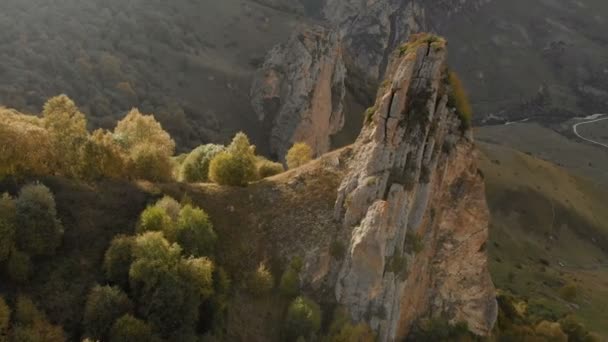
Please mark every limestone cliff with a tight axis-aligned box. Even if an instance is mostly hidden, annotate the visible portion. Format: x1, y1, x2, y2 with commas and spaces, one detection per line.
250, 26, 346, 160
323, 0, 491, 81
332, 34, 496, 341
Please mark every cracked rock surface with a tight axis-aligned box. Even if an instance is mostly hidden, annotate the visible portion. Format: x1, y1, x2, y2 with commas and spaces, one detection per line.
333, 34, 497, 341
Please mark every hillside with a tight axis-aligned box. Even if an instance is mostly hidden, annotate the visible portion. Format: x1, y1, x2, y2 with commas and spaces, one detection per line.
1, 0, 607, 153
479, 142, 608, 336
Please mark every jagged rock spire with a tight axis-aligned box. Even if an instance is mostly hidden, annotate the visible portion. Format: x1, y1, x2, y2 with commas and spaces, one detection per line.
333, 34, 497, 341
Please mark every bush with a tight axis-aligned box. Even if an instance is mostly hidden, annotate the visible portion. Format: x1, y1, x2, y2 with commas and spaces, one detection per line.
130, 232, 183, 288
78, 129, 128, 181
7, 248, 32, 283
137, 205, 173, 236
15, 183, 63, 256
279, 266, 300, 298
257, 158, 285, 178
129, 144, 174, 182
114, 109, 175, 156
286, 143, 313, 170
180, 144, 225, 182
175, 205, 217, 257
247, 263, 274, 297
209, 133, 257, 187
13, 296, 66, 342
284, 296, 322, 341
103, 235, 135, 288
179, 257, 215, 299
326, 307, 375, 342
448, 72, 473, 130
83, 285, 133, 340
109, 314, 154, 342
129, 233, 210, 336
0, 296, 10, 339
0, 193, 16, 261
155, 196, 181, 222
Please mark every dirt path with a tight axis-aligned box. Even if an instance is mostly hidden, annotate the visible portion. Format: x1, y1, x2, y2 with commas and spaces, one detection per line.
573, 114, 608, 149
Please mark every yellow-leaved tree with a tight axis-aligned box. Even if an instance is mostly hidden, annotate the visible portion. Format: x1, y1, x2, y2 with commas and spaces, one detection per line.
114, 109, 175, 182
42, 95, 88, 177
0, 108, 52, 179
209, 132, 257, 186
78, 129, 129, 181
286, 142, 313, 170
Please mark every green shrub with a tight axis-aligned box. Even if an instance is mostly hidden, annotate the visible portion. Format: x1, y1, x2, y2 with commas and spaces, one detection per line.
179, 257, 215, 298
405, 231, 424, 254
175, 205, 217, 257
155, 196, 181, 222
209, 132, 257, 186
257, 158, 285, 178
0, 193, 16, 261
137, 205, 173, 235
326, 307, 375, 342
0, 296, 10, 339
103, 235, 135, 288
180, 144, 225, 182
109, 314, 154, 342
247, 263, 274, 297
284, 296, 322, 341
83, 285, 133, 340
15, 183, 63, 256
129, 232, 208, 337
13, 296, 66, 342
129, 232, 183, 288
7, 248, 32, 283
279, 266, 300, 298
129, 144, 174, 182
448, 72, 473, 130
286, 143, 313, 170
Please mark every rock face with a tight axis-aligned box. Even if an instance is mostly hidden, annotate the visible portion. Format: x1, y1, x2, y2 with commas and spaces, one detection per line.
323, 0, 490, 82
250, 26, 346, 160
333, 34, 497, 341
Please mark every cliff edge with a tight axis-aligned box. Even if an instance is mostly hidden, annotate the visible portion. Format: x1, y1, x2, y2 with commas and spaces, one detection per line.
333, 34, 497, 340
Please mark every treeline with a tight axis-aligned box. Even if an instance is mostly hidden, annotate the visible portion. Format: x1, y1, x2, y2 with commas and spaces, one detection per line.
0, 181, 375, 341
0, 0, 223, 149
1, 95, 313, 186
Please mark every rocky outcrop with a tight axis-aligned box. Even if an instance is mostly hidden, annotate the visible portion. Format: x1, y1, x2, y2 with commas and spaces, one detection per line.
323, 0, 491, 82
333, 34, 496, 341
250, 26, 346, 160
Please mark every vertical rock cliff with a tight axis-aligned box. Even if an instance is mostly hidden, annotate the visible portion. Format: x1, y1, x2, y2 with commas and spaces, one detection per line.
333, 34, 496, 341
250, 26, 346, 160
251, 0, 492, 157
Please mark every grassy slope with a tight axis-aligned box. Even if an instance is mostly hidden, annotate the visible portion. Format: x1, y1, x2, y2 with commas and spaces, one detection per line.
444, 0, 608, 117
478, 142, 608, 336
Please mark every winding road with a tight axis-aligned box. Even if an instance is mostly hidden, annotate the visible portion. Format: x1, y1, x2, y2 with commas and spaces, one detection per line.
572, 114, 608, 149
